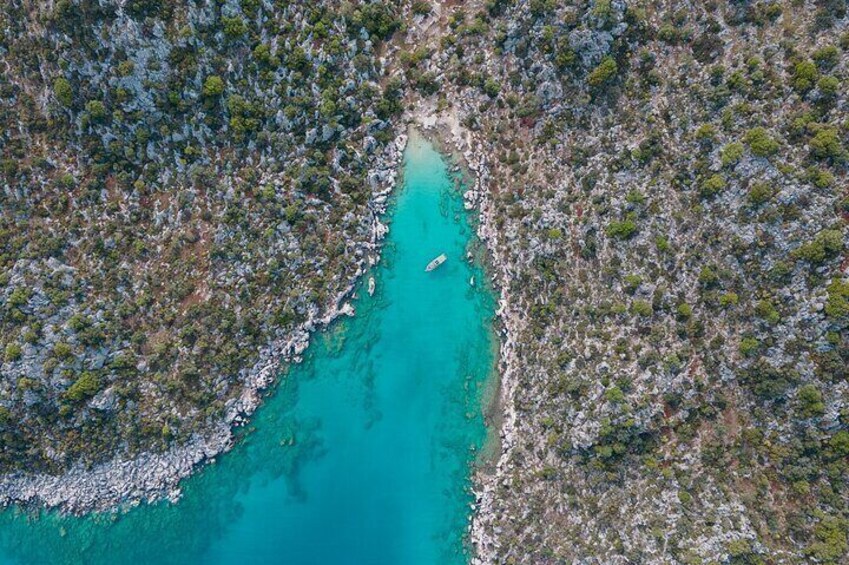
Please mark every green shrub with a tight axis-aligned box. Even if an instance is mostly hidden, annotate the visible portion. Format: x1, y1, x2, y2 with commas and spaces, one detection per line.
740, 336, 760, 357
64, 372, 100, 402
830, 431, 849, 457
695, 123, 717, 143
813, 45, 840, 69
3, 343, 21, 362
726, 70, 747, 92
7, 287, 30, 308
825, 279, 849, 321
792, 60, 818, 92
720, 292, 739, 308
625, 190, 646, 205
743, 127, 780, 157
623, 274, 642, 294
53, 342, 73, 359
770, 261, 792, 283
202, 76, 225, 98
67, 313, 89, 332
720, 142, 744, 166
483, 78, 501, 98
358, 3, 401, 40
411, 1, 431, 15
657, 23, 683, 44
604, 385, 626, 403
755, 299, 780, 324
727, 539, 760, 564
809, 127, 843, 160
221, 16, 247, 38
555, 48, 577, 70
795, 230, 844, 265
700, 173, 726, 198
631, 299, 653, 317
748, 182, 773, 205
606, 217, 637, 239
53, 77, 73, 107
808, 167, 835, 188
116, 60, 134, 77
807, 515, 848, 564
676, 303, 693, 319
818, 75, 840, 97
699, 265, 720, 288
252, 43, 273, 65
742, 359, 798, 399
587, 56, 618, 88
797, 384, 825, 417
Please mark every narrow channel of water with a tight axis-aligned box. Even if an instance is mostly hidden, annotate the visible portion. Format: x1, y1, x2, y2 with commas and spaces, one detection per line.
0, 132, 498, 564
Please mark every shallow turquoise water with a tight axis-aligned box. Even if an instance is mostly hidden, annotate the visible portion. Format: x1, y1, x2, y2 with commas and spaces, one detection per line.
0, 133, 497, 565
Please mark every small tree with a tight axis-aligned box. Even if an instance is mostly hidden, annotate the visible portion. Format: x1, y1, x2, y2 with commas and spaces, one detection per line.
202, 75, 225, 98
748, 182, 773, 205
606, 217, 637, 239
64, 372, 100, 402
809, 127, 843, 160
53, 77, 73, 107
84, 100, 107, 122
700, 173, 726, 198
797, 384, 825, 417
743, 127, 779, 157
587, 57, 618, 88
792, 60, 818, 92
221, 16, 247, 38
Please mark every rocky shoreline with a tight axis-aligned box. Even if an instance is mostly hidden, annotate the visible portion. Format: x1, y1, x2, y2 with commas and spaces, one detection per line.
412, 107, 520, 564
0, 133, 408, 515
0, 108, 515, 564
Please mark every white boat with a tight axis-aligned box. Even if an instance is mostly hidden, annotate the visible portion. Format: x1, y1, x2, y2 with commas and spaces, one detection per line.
425, 253, 447, 272
367, 277, 375, 296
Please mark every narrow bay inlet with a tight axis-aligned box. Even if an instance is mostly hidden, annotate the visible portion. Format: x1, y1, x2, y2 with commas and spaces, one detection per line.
0, 132, 499, 564
3, 2, 848, 562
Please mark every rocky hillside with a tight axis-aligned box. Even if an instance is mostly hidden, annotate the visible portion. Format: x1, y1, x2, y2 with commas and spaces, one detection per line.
0, 0, 404, 477
2, 0, 849, 562
403, 0, 848, 562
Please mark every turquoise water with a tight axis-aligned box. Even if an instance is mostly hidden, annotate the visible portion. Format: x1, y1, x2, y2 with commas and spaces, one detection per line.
0, 132, 497, 565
